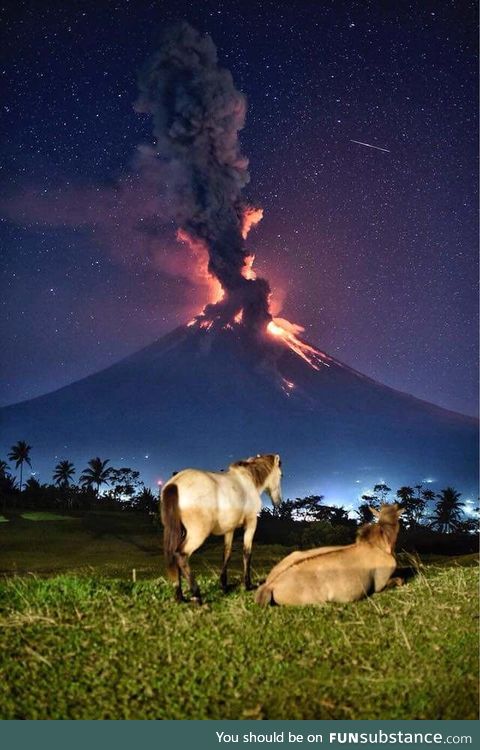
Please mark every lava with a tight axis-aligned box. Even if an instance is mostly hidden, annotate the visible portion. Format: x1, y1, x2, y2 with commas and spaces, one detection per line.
281, 377, 296, 396
267, 318, 330, 371
198, 319, 214, 331
186, 242, 329, 375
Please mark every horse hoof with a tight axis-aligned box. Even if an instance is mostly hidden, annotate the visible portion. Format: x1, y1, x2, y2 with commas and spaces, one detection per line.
190, 596, 203, 606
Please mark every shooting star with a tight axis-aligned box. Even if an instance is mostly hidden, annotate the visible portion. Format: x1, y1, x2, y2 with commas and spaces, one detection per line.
350, 139, 390, 153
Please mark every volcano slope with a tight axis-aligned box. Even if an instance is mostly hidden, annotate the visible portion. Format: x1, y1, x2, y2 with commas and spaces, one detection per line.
0, 322, 477, 499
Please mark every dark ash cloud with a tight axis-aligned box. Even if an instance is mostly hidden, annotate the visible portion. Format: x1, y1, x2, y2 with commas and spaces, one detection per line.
135, 22, 271, 329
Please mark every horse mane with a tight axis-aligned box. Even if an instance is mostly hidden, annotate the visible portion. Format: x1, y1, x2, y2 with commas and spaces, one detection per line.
231, 454, 276, 489
356, 523, 381, 543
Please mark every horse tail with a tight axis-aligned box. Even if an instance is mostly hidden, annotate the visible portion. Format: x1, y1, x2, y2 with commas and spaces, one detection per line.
255, 582, 274, 607
161, 483, 183, 580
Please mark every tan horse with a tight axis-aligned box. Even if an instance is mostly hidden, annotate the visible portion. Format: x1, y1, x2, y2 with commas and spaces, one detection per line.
256, 503, 404, 606
161, 454, 283, 603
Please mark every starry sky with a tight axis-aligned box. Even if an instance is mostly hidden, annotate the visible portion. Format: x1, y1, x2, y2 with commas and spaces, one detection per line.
1, 0, 478, 416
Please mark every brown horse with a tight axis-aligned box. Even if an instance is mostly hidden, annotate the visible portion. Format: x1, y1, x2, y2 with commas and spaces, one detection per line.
256, 504, 404, 606
161, 454, 283, 603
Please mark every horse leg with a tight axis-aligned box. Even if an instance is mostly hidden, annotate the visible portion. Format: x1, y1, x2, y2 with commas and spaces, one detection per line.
243, 522, 257, 591
173, 563, 185, 603
220, 531, 234, 593
174, 551, 202, 604
176, 528, 206, 604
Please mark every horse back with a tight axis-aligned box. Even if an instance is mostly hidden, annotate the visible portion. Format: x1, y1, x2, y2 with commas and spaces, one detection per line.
265, 545, 352, 586
164, 469, 219, 503
164, 468, 256, 535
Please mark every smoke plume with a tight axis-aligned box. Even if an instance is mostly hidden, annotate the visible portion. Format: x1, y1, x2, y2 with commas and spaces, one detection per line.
135, 23, 271, 330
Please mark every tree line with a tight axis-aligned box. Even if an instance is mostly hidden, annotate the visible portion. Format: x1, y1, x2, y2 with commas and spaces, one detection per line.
1, 442, 478, 543
260, 482, 477, 535
1, 441, 156, 513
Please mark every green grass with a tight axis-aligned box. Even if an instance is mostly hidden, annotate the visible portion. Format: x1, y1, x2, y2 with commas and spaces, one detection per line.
20, 512, 75, 522
0, 512, 478, 719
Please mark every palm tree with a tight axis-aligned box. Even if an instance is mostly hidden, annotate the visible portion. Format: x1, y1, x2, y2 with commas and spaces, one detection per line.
80, 458, 112, 495
396, 485, 414, 504
421, 488, 436, 522
430, 487, 464, 533
7, 441, 32, 492
422, 488, 436, 504
53, 460, 75, 487
0, 460, 10, 478
396, 485, 426, 528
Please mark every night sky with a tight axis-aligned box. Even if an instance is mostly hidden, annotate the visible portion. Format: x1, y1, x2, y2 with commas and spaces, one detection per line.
1, 0, 478, 417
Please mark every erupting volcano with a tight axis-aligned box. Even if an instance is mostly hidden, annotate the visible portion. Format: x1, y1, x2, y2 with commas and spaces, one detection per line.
134, 24, 339, 371
0, 24, 477, 501
134, 23, 272, 333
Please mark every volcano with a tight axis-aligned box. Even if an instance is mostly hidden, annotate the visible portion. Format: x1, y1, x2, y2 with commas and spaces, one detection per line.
2, 25, 477, 502
1, 320, 477, 501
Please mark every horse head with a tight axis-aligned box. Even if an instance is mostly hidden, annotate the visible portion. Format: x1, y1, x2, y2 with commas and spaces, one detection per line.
233, 453, 283, 506
364, 503, 404, 552
262, 453, 283, 507
369, 503, 405, 525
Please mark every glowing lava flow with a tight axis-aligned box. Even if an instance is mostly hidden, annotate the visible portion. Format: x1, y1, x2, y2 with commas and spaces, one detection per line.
181, 204, 329, 376
267, 318, 330, 371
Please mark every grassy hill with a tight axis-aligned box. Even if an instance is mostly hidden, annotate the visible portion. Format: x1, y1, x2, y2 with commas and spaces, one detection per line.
0, 511, 478, 719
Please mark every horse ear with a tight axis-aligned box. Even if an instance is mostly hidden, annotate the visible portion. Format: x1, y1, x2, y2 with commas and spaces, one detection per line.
369, 507, 380, 518
274, 454, 281, 466
397, 506, 405, 515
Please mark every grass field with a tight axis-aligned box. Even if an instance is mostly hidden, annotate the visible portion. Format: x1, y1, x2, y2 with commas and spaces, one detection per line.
0, 511, 478, 720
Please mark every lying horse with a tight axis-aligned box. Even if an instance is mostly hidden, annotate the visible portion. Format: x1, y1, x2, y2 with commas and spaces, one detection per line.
256, 503, 404, 606
161, 454, 283, 603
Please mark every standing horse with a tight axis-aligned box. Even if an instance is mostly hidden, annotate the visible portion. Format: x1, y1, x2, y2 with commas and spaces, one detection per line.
161, 454, 283, 603
256, 504, 404, 606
